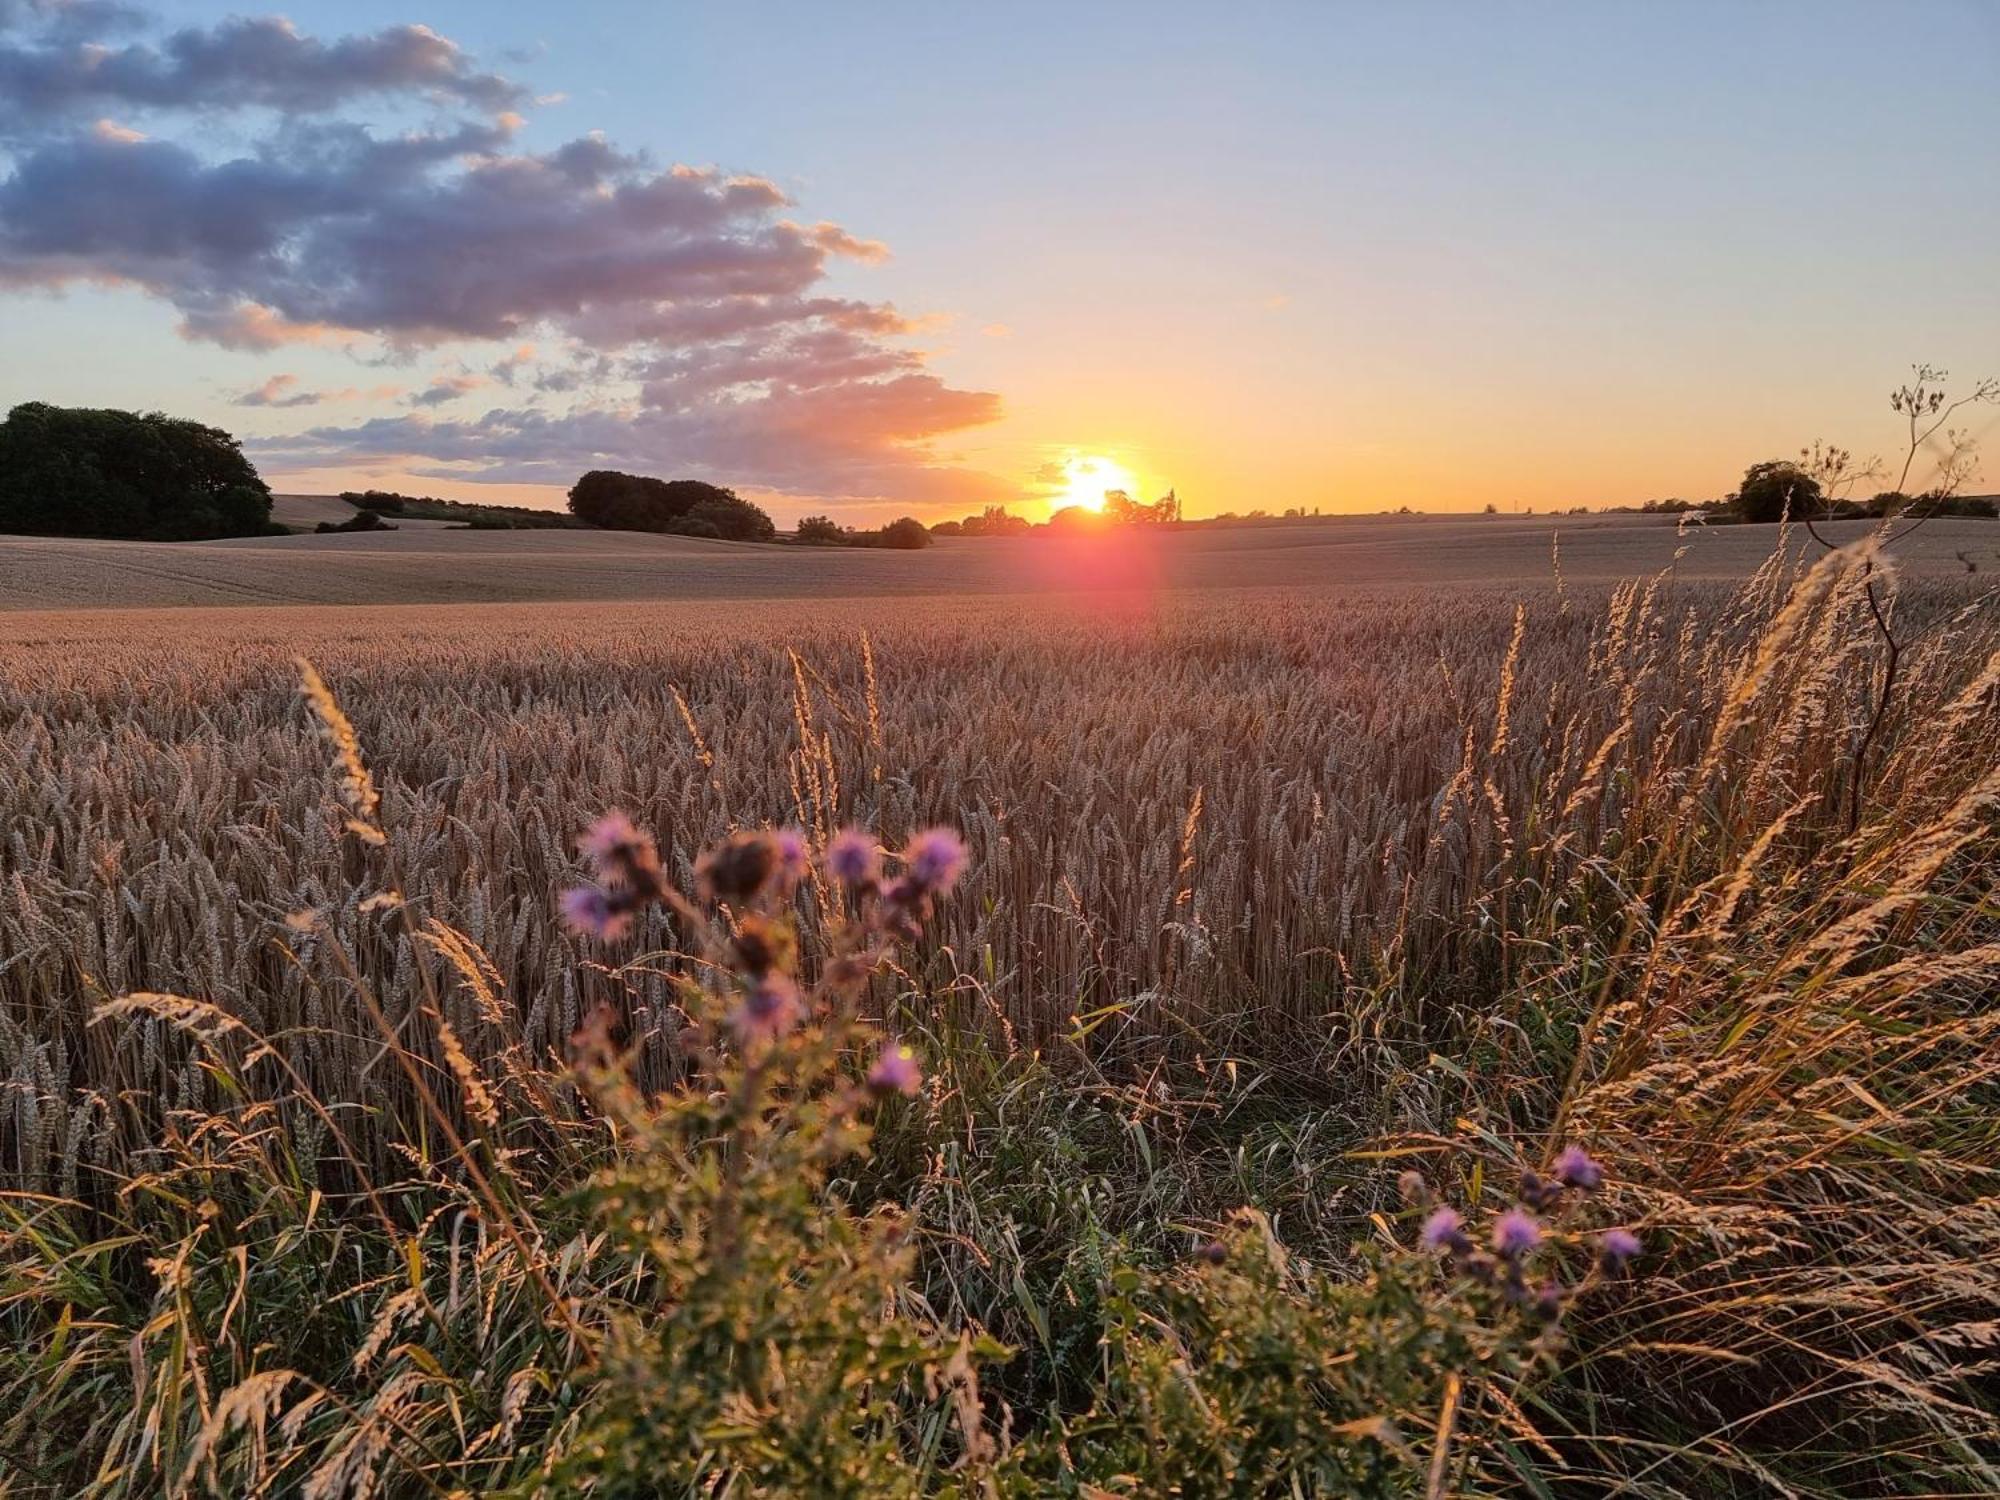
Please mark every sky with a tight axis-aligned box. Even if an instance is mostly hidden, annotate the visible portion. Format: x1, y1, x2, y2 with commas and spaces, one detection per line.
2, 0, 1996, 522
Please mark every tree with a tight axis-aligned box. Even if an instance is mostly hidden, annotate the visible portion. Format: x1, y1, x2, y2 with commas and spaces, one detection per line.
0, 402, 272, 540
566, 470, 775, 541
683, 494, 776, 542
1102, 489, 1181, 526
1733, 460, 1822, 524
961, 505, 1030, 537
316, 509, 396, 534
795, 515, 847, 545
872, 517, 931, 549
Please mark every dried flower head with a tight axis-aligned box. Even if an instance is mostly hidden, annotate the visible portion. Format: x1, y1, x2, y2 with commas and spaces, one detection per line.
698, 831, 780, 905
1397, 1169, 1431, 1206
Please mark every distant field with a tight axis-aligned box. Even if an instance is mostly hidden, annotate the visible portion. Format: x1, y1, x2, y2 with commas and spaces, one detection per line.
267, 492, 464, 532
3, 511, 1996, 614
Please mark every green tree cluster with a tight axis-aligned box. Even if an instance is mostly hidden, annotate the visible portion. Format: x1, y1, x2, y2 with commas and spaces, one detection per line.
566, 470, 776, 541
0, 402, 272, 539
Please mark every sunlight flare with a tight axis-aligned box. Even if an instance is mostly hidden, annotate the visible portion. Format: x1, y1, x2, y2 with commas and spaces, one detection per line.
1056, 454, 1138, 513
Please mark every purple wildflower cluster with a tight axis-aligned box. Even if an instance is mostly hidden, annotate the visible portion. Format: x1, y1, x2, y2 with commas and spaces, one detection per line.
830, 825, 967, 942
559, 812, 671, 942
1403, 1146, 1643, 1316
560, 812, 972, 1095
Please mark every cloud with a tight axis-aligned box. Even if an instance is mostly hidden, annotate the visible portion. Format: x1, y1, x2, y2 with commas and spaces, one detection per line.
0, 3, 1005, 508
233, 372, 400, 406
488, 342, 537, 383
980, 322, 1012, 338
409, 370, 490, 407
791, 219, 890, 264
0, 10, 525, 135
177, 300, 355, 351
233, 372, 311, 407
251, 370, 1007, 503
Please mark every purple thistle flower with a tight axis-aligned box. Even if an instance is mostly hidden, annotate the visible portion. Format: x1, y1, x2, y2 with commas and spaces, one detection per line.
902, 827, 967, 893
824, 826, 880, 887
866, 1041, 923, 1098
729, 973, 802, 1043
577, 811, 642, 864
559, 885, 631, 942
1553, 1145, 1604, 1191
1421, 1206, 1466, 1253
773, 827, 811, 886
1599, 1227, 1642, 1271
1492, 1208, 1542, 1259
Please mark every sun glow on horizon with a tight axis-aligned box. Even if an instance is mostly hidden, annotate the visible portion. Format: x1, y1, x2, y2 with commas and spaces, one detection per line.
1055, 454, 1139, 513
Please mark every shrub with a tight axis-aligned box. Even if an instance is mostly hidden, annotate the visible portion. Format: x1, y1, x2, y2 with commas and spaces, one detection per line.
314, 509, 396, 534
796, 514, 849, 545
684, 493, 775, 541
1733, 458, 1822, 523
871, 516, 931, 549
0, 401, 271, 539
566, 469, 776, 540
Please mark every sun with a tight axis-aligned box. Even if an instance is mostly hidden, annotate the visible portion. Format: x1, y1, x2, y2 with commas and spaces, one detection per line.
1057, 454, 1138, 513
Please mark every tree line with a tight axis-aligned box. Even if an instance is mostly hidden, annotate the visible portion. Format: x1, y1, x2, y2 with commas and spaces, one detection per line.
9, 393, 1992, 545
0, 402, 275, 540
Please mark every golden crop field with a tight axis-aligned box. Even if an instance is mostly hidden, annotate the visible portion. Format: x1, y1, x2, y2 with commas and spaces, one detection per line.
3, 524, 1997, 1494
5, 509, 1996, 611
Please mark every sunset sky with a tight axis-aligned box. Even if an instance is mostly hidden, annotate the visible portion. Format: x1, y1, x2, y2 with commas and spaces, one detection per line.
3, 0, 1996, 521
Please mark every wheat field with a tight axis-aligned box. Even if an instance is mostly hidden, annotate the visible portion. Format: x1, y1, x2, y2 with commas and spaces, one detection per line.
4, 511, 1996, 611
3, 528, 1997, 1495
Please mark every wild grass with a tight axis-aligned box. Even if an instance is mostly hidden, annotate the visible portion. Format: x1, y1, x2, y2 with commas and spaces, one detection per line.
0, 537, 1995, 1495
